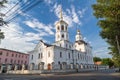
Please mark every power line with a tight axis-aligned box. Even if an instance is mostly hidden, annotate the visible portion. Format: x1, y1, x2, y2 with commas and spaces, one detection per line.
5, 0, 33, 21
7, 0, 43, 22
4, 0, 22, 16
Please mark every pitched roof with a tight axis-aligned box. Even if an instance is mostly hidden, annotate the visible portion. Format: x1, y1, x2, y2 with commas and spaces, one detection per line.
44, 43, 52, 47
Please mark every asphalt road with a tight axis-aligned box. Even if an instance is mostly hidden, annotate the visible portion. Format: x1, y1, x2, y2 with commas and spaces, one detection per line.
0, 69, 120, 80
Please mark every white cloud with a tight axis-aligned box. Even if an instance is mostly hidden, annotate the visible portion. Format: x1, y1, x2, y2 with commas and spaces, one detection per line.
24, 18, 54, 35
52, 4, 85, 27
71, 5, 81, 25
1, 0, 20, 21
0, 22, 44, 53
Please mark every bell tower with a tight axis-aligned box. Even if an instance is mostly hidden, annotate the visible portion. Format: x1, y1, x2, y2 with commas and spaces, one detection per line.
55, 8, 69, 42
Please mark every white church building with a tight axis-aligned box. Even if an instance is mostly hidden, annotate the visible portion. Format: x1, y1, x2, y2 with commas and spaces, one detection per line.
29, 9, 94, 71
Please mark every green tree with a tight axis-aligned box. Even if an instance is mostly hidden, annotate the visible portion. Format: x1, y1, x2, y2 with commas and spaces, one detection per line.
93, 57, 102, 62
0, 29, 4, 41
0, 0, 7, 42
102, 58, 114, 67
92, 0, 120, 67
0, 0, 7, 7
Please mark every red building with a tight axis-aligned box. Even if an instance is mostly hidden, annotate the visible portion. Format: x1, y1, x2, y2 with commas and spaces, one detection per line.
0, 48, 29, 73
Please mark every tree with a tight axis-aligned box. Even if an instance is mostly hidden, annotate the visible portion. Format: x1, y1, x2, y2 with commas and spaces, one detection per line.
0, 0, 7, 7
93, 57, 102, 62
92, 0, 120, 67
0, 0, 7, 42
102, 58, 114, 68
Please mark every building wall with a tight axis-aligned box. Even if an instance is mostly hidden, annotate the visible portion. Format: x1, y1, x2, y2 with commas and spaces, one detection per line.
0, 48, 29, 65
29, 41, 54, 70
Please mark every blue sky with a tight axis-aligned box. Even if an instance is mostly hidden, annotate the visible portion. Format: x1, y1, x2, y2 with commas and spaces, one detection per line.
0, 0, 112, 58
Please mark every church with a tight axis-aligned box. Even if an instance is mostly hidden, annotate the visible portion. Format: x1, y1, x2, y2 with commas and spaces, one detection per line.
29, 9, 94, 71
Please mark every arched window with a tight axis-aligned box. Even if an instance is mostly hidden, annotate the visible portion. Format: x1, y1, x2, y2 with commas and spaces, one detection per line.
41, 53, 43, 58
60, 52, 62, 58
68, 53, 70, 59
57, 26, 59, 30
62, 34, 64, 38
61, 25, 64, 30
69, 45, 71, 48
31, 55, 33, 60
66, 26, 67, 30
38, 53, 40, 59
78, 53, 79, 59
66, 44, 68, 48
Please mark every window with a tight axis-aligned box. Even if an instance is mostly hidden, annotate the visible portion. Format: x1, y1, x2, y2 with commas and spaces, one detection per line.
6, 52, 8, 56
0, 51, 2, 55
41, 53, 43, 58
62, 34, 64, 38
19, 54, 20, 58
57, 26, 60, 30
48, 51, 50, 57
12, 54, 14, 57
26, 56, 27, 58
69, 45, 71, 48
38, 53, 40, 59
68, 53, 70, 59
66, 44, 68, 48
22, 55, 24, 58
31, 55, 33, 60
5, 58, 7, 63
60, 52, 62, 58
21, 60, 23, 64
58, 61, 60, 64
61, 25, 64, 30
16, 54, 17, 57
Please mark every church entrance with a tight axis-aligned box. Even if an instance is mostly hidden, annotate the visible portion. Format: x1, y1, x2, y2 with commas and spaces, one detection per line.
47, 64, 51, 70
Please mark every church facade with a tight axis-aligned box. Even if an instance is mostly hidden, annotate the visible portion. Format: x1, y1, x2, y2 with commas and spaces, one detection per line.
29, 10, 94, 70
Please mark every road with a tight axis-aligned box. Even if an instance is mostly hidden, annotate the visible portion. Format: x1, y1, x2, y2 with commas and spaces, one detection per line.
0, 69, 120, 80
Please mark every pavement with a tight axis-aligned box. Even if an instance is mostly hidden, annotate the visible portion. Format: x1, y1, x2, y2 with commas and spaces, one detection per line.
0, 69, 120, 80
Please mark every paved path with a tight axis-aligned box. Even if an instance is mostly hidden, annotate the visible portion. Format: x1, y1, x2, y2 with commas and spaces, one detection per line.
0, 69, 120, 80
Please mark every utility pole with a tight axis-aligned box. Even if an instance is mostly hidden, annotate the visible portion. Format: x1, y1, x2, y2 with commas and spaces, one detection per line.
116, 35, 120, 55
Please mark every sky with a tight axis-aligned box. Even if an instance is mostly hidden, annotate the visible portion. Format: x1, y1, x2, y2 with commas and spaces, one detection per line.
0, 0, 112, 58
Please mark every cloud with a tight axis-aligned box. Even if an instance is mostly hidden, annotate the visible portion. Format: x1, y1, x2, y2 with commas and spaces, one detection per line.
1, 0, 20, 21
24, 18, 54, 35
0, 22, 41, 53
51, 4, 86, 27
71, 5, 81, 25
0, 0, 55, 53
